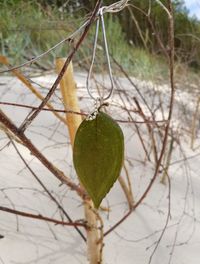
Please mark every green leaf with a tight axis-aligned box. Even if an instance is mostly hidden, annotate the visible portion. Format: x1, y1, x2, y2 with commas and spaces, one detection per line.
73, 111, 124, 208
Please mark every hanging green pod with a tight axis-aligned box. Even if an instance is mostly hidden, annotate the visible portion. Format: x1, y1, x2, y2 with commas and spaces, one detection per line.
73, 111, 124, 208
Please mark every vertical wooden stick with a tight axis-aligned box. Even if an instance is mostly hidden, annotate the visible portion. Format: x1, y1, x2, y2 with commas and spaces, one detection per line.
160, 137, 174, 185
191, 97, 200, 150
56, 58, 102, 264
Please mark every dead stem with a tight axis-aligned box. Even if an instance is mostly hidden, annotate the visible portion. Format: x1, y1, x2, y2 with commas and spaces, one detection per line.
0, 56, 67, 125
0, 206, 86, 228
9, 135, 86, 241
104, 0, 175, 238
0, 108, 86, 198
18, 1, 101, 133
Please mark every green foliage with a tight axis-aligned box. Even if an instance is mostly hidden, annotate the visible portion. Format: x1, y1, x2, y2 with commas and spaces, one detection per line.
131, 48, 168, 79
76, 0, 200, 71
0, 1, 77, 65
1, 0, 200, 78
121, 0, 200, 69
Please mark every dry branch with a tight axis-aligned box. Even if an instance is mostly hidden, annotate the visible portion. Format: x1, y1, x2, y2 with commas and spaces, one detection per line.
18, 1, 101, 133
0, 56, 67, 125
104, 0, 175, 237
9, 135, 86, 241
0, 206, 86, 227
190, 97, 200, 149
0, 108, 85, 198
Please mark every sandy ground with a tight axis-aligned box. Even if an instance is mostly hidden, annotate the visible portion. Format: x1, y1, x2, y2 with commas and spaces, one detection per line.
0, 72, 200, 264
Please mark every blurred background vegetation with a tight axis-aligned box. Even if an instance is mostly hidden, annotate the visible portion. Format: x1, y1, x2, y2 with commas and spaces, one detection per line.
0, 0, 200, 79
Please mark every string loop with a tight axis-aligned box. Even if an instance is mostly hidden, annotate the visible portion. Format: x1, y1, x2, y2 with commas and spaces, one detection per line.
86, 7, 114, 104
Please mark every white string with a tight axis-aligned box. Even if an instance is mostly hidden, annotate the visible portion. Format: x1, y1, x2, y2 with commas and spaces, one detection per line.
86, 6, 115, 103
101, 0, 129, 14
99, 7, 115, 101
86, 16, 100, 101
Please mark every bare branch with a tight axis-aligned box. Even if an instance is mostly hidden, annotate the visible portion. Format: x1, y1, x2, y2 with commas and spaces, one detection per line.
0, 108, 86, 198
104, 0, 175, 237
0, 206, 86, 228
0, 0, 129, 74
9, 135, 86, 241
18, 1, 102, 133
0, 101, 168, 124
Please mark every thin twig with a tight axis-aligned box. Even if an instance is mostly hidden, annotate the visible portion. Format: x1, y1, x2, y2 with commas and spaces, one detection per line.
0, 206, 86, 228
148, 170, 171, 263
0, 108, 86, 198
0, 101, 168, 124
18, 2, 101, 133
0, 23, 87, 74
9, 135, 86, 241
0, 101, 85, 116
104, 0, 175, 237
0, 0, 129, 74
0, 56, 67, 125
